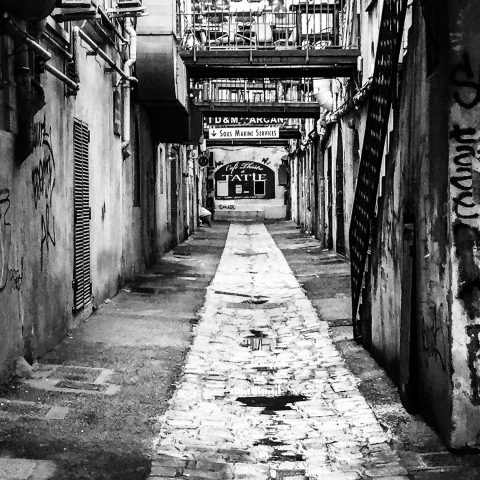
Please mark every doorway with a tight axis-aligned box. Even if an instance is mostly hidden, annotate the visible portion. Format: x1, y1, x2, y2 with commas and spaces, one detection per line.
336, 127, 346, 255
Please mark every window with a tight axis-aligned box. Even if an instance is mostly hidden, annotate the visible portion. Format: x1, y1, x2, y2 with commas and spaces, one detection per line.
254, 180, 265, 196
217, 180, 229, 197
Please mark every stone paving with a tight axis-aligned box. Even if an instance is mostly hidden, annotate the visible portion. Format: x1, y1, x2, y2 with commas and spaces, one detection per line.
148, 223, 408, 480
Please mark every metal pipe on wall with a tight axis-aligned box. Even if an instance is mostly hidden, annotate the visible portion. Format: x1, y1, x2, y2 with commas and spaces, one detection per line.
122, 18, 137, 155
6, 16, 80, 92
73, 26, 136, 84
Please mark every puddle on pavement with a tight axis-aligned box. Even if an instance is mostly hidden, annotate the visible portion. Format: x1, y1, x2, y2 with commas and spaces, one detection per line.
241, 330, 276, 351
236, 394, 307, 413
214, 290, 268, 299
253, 366, 278, 373
227, 301, 285, 310
254, 438, 286, 447
271, 451, 305, 462
234, 250, 267, 257
242, 298, 268, 305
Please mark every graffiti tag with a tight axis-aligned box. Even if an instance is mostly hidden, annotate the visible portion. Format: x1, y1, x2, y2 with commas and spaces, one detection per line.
451, 52, 480, 109
31, 116, 56, 270
422, 304, 447, 371
0, 188, 11, 292
449, 124, 480, 221
9, 257, 23, 291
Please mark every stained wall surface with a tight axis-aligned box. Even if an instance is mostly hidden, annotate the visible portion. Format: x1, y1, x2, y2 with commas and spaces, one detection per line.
0, 24, 152, 383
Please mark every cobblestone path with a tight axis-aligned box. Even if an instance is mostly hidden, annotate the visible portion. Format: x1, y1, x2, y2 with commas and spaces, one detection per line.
148, 223, 408, 480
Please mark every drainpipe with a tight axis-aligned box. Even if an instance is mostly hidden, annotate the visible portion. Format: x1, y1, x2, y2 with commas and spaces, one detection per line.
122, 19, 137, 158
72, 26, 137, 84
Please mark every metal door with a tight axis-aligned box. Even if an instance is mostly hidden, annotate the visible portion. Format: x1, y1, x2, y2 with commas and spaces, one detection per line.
326, 147, 333, 249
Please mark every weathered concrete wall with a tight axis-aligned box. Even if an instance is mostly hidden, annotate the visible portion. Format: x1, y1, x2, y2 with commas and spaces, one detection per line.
0, 130, 22, 380
340, 115, 362, 257
212, 146, 287, 221
0, 25, 149, 382
369, 4, 453, 441
448, 0, 480, 449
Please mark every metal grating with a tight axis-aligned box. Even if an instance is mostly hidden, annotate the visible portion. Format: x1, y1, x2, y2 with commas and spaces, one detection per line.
55, 380, 105, 392
52, 366, 101, 383
348, 0, 408, 337
0, 399, 50, 418
73, 119, 92, 312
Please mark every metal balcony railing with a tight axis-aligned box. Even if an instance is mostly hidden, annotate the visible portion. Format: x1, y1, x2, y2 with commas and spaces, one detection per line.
178, 0, 347, 51
190, 77, 320, 103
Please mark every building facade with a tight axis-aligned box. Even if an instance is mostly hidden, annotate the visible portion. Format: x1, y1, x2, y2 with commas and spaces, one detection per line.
290, 0, 480, 450
0, 0, 201, 384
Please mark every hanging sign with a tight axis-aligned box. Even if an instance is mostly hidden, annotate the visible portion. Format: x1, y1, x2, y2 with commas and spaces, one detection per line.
209, 127, 280, 139
214, 161, 275, 199
198, 155, 209, 167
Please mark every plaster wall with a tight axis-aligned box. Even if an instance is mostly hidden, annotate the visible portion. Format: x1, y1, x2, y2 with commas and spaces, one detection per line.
0, 33, 147, 383
448, 0, 480, 449
369, 5, 453, 441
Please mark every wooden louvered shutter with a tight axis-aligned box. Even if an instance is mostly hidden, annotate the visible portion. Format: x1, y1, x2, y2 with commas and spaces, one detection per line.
72, 119, 92, 312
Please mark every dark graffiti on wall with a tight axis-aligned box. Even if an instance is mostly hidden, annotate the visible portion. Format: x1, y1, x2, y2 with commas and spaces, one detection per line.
450, 52, 480, 110
0, 188, 12, 292
466, 324, 480, 405
31, 116, 56, 270
9, 257, 24, 291
422, 303, 448, 371
453, 223, 480, 320
449, 124, 479, 221
450, 48, 480, 403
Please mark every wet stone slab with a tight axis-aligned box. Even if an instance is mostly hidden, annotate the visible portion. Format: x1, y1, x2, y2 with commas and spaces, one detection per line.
147, 223, 408, 480
0, 458, 56, 480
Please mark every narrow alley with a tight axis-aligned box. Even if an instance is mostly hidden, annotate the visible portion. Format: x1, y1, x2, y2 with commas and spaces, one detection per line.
3, 0, 480, 479
1, 222, 480, 479
149, 222, 405, 479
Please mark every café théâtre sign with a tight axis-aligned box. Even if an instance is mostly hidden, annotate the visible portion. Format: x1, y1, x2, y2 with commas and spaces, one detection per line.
215, 161, 275, 199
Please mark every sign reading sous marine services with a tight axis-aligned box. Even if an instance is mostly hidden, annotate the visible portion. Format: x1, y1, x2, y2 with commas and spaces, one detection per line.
209, 127, 279, 139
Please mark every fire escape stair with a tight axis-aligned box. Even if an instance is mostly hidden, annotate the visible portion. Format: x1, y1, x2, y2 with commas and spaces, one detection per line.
349, 0, 409, 342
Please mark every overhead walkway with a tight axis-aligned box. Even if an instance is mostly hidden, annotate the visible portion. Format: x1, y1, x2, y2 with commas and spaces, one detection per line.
191, 77, 321, 118
178, 0, 359, 78
182, 48, 359, 79
194, 100, 319, 118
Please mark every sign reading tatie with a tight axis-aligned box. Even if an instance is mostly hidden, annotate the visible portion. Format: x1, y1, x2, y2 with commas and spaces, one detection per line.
215, 161, 275, 199
209, 127, 279, 139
